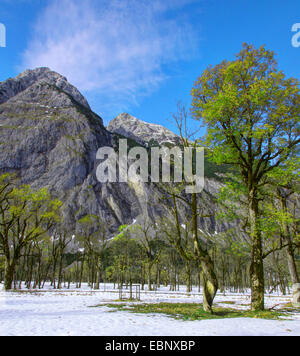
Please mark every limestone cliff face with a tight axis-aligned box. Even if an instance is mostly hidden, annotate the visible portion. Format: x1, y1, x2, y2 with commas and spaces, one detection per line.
0, 68, 172, 234
0, 68, 229, 236
107, 113, 181, 147
0, 67, 90, 109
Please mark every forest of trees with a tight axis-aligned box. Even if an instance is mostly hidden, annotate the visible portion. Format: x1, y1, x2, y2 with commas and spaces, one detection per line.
0, 173, 299, 311
0, 44, 299, 314
0, 204, 298, 298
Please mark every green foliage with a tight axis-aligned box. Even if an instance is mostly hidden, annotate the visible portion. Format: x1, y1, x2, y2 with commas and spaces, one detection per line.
0, 173, 63, 282
191, 43, 299, 176
112, 224, 129, 242
78, 214, 99, 225
192, 43, 300, 240
8, 185, 62, 227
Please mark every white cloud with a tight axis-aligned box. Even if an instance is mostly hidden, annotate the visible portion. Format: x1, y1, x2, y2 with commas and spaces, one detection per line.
20, 0, 201, 114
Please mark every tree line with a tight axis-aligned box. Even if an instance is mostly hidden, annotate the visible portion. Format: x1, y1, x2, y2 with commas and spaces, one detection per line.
0, 173, 298, 311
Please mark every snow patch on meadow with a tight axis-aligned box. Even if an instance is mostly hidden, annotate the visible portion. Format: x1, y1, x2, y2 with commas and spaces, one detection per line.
0, 283, 299, 336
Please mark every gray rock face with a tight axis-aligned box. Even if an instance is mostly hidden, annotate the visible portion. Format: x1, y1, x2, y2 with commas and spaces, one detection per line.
0, 69, 172, 234
0, 67, 90, 109
108, 113, 181, 147
0, 68, 232, 237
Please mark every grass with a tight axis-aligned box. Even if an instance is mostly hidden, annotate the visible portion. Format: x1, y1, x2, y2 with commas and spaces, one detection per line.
95, 302, 296, 321
218, 301, 236, 305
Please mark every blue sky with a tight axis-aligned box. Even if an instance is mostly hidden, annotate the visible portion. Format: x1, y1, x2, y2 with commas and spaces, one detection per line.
0, 0, 300, 134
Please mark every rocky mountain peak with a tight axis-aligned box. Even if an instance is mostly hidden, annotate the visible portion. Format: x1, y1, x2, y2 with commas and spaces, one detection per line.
0, 68, 227, 236
107, 113, 181, 146
0, 67, 90, 109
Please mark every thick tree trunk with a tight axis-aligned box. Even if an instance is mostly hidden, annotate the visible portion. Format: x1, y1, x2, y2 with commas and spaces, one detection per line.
4, 262, 15, 291
52, 257, 57, 289
95, 259, 101, 290
57, 255, 63, 289
147, 264, 152, 291
198, 269, 201, 293
191, 193, 218, 313
249, 243, 264, 310
279, 193, 299, 285
286, 244, 299, 285
249, 194, 264, 311
79, 256, 85, 289
141, 265, 145, 290
185, 263, 192, 293
156, 265, 161, 288
200, 255, 218, 313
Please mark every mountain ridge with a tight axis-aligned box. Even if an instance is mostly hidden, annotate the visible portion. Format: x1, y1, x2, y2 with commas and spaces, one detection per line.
107, 112, 181, 147
0, 67, 91, 109
0, 68, 231, 236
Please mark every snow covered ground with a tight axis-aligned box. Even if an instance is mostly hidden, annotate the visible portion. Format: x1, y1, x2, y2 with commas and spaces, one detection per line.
0, 283, 299, 336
